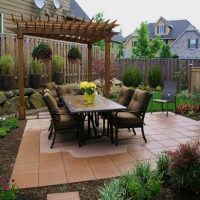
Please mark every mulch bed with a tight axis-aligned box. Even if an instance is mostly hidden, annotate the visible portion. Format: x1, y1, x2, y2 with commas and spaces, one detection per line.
0, 115, 199, 200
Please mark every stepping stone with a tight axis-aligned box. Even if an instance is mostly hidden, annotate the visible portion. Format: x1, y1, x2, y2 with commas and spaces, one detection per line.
47, 192, 80, 200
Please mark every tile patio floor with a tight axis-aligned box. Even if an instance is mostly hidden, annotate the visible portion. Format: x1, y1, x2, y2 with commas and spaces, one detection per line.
11, 112, 200, 189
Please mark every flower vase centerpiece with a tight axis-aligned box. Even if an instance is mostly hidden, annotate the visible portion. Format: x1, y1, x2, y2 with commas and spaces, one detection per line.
80, 81, 97, 104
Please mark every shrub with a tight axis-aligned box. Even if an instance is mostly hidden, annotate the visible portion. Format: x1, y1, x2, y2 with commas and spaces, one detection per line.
52, 55, 64, 73
99, 178, 125, 200
0, 127, 7, 137
29, 59, 42, 74
148, 66, 162, 88
167, 142, 200, 194
0, 55, 14, 75
68, 46, 82, 61
0, 178, 18, 200
32, 43, 52, 62
122, 66, 143, 87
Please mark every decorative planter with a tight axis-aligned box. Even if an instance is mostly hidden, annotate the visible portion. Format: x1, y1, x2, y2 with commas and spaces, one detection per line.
0, 75, 15, 91
29, 74, 42, 89
84, 93, 95, 104
53, 72, 64, 85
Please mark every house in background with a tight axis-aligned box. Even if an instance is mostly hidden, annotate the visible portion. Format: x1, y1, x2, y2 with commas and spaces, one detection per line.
124, 16, 200, 58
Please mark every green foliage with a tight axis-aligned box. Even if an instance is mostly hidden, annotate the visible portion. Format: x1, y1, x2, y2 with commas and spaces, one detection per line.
174, 61, 185, 92
116, 43, 124, 58
122, 66, 143, 87
148, 66, 162, 88
0, 55, 14, 75
0, 178, 18, 200
167, 142, 200, 194
52, 55, 64, 73
160, 44, 172, 58
127, 162, 162, 200
32, 42, 52, 62
68, 46, 82, 61
132, 22, 163, 58
0, 127, 7, 137
99, 178, 125, 200
29, 59, 42, 74
156, 153, 170, 182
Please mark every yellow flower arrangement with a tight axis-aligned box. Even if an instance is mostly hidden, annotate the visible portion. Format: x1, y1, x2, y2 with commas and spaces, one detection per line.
80, 81, 97, 95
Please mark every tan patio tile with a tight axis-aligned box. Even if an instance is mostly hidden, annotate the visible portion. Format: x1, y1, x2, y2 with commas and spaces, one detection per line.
12, 162, 38, 174
127, 144, 147, 152
39, 170, 67, 186
63, 158, 89, 171
167, 132, 187, 139
11, 173, 38, 188
143, 141, 165, 149
47, 192, 80, 200
129, 149, 155, 161
149, 134, 171, 141
175, 137, 192, 144
91, 164, 120, 179
150, 147, 168, 155
116, 161, 136, 175
109, 152, 135, 164
40, 152, 63, 162
87, 156, 113, 167
159, 139, 180, 147
61, 151, 74, 160
39, 160, 64, 173
181, 131, 200, 138
16, 150, 39, 163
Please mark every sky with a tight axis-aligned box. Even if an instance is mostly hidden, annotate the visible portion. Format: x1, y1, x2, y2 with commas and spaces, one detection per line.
75, 0, 200, 37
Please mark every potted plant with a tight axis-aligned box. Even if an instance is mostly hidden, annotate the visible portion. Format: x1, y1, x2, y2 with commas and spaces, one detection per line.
67, 46, 82, 63
0, 55, 15, 91
52, 55, 64, 85
32, 42, 52, 63
29, 59, 42, 89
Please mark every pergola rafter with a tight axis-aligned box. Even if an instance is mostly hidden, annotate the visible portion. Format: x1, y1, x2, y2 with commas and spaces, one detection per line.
7, 14, 119, 120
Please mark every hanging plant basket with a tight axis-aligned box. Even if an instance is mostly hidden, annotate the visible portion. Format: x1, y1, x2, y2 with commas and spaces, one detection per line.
68, 46, 82, 63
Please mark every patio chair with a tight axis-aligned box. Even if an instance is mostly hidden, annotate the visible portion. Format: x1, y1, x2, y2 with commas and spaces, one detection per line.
101, 86, 134, 135
110, 89, 152, 145
57, 84, 73, 96
43, 92, 83, 148
151, 80, 177, 116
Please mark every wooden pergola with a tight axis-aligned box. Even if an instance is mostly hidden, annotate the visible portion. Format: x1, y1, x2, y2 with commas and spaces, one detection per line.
8, 15, 119, 120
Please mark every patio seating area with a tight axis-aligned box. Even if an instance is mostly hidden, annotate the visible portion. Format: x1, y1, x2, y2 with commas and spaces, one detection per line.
11, 111, 200, 189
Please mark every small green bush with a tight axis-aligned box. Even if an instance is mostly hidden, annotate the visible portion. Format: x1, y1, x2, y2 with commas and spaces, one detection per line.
148, 66, 162, 88
0, 128, 7, 137
52, 55, 64, 73
122, 66, 143, 87
68, 46, 82, 61
0, 55, 14, 75
29, 59, 42, 74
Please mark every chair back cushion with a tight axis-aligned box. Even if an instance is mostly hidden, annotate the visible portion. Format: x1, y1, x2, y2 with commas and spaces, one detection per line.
57, 84, 73, 96
44, 93, 60, 120
162, 81, 177, 101
44, 82, 58, 99
128, 89, 150, 115
118, 86, 133, 106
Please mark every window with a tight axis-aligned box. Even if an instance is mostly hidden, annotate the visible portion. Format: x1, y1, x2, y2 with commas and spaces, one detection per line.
132, 41, 137, 47
188, 39, 198, 49
0, 13, 3, 33
156, 25, 166, 34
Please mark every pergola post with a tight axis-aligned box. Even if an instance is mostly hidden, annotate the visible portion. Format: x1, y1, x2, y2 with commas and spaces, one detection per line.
88, 43, 92, 81
17, 33, 25, 120
105, 36, 111, 98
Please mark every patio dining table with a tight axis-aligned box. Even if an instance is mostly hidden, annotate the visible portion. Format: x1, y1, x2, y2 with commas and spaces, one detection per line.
61, 94, 127, 145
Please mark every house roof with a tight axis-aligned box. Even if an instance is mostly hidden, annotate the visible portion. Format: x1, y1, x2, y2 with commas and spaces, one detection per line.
111, 34, 123, 43
149, 19, 191, 39
70, 0, 90, 20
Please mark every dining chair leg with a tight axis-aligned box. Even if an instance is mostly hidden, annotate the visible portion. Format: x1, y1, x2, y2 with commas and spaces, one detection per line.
102, 118, 106, 135
132, 128, 136, 135
141, 126, 147, 143
110, 123, 114, 144
50, 130, 57, 148
115, 127, 118, 146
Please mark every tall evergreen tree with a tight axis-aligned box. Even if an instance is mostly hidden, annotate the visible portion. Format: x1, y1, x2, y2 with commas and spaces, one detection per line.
160, 44, 172, 58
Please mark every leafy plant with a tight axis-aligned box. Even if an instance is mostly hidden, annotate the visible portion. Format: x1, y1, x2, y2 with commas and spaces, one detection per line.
32, 42, 52, 62
0, 178, 18, 200
160, 44, 172, 58
99, 178, 125, 200
29, 59, 42, 74
0, 55, 14, 75
68, 46, 82, 61
0, 127, 7, 137
148, 66, 162, 88
122, 66, 143, 87
52, 55, 64, 73
174, 61, 185, 92
167, 142, 200, 194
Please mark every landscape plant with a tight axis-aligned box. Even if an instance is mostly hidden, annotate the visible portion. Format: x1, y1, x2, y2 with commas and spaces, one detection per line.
52, 55, 64, 73
29, 59, 42, 74
160, 44, 172, 58
68, 46, 82, 61
122, 66, 143, 87
0, 55, 14, 75
148, 66, 162, 88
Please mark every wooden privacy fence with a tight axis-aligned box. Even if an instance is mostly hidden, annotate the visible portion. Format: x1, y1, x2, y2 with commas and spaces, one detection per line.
114, 58, 200, 88
0, 33, 105, 87
190, 67, 200, 93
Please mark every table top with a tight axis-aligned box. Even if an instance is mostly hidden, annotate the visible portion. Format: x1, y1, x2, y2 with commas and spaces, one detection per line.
62, 94, 127, 114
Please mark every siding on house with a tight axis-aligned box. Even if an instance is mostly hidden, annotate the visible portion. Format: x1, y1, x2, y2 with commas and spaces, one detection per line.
0, 0, 70, 33
171, 30, 200, 58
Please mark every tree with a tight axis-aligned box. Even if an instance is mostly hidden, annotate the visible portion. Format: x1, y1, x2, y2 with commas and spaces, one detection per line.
93, 12, 105, 51
132, 22, 163, 58
116, 43, 124, 58
160, 44, 172, 58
